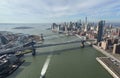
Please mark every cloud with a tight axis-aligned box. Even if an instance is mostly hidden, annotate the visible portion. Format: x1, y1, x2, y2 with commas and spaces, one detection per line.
0, 0, 120, 23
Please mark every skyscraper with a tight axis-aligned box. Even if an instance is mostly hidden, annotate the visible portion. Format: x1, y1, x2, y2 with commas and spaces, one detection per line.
84, 17, 88, 32
97, 20, 105, 42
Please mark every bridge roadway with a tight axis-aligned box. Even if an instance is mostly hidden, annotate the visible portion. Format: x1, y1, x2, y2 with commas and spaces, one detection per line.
35, 40, 82, 48
0, 34, 95, 56
0, 40, 82, 55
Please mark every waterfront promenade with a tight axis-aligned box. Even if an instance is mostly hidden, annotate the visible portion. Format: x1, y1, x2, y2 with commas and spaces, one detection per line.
93, 45, 120, 63
96, 57, 120, 78
93, 45, 120, 78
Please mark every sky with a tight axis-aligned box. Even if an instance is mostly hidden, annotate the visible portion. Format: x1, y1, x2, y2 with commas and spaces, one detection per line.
0, 0, 120, 23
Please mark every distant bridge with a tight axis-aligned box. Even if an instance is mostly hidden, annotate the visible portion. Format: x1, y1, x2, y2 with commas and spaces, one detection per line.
0, 40, 81, 55
35, 40, 82, 48
0, 34, 95, 56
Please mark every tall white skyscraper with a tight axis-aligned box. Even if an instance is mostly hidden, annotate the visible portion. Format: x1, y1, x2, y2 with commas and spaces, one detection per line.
84, 17, 88, 32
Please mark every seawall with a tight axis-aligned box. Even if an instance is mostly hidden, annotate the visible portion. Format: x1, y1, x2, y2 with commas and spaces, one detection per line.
93, 45, 120, 63
96, 57, 119, 78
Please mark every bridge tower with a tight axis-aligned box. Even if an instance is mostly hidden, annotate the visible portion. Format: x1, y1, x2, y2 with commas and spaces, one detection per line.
31, 40, 36, 56
80, 40, 85, 48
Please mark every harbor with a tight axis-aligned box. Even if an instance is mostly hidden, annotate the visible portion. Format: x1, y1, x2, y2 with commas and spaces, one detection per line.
0, 0, 120, 78
0, 23, 118, 78
0, 24, 111, 78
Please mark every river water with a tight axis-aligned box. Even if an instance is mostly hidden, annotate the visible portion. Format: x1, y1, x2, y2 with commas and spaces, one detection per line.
0, 23, 112, 78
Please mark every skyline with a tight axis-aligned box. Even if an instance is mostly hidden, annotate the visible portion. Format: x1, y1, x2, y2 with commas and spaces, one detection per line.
0, 0, 120, 23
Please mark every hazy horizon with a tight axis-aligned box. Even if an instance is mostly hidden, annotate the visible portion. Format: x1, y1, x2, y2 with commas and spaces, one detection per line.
0, 0, 120, 23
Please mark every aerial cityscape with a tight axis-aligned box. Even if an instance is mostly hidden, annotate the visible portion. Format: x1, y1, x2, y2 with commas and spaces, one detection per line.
0, 0, 120, 78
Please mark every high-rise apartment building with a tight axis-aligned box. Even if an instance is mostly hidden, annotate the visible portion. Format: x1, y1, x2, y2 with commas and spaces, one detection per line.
97, 20, 105, 42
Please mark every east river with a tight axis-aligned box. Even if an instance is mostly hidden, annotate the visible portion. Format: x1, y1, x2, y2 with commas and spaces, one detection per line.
0, 23, 112, 78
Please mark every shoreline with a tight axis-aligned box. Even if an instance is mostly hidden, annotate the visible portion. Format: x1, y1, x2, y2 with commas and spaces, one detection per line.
96, 57, 119, 78
93, 45, 120, 78
75, 34, 120, 78
93, 45, 120, 63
